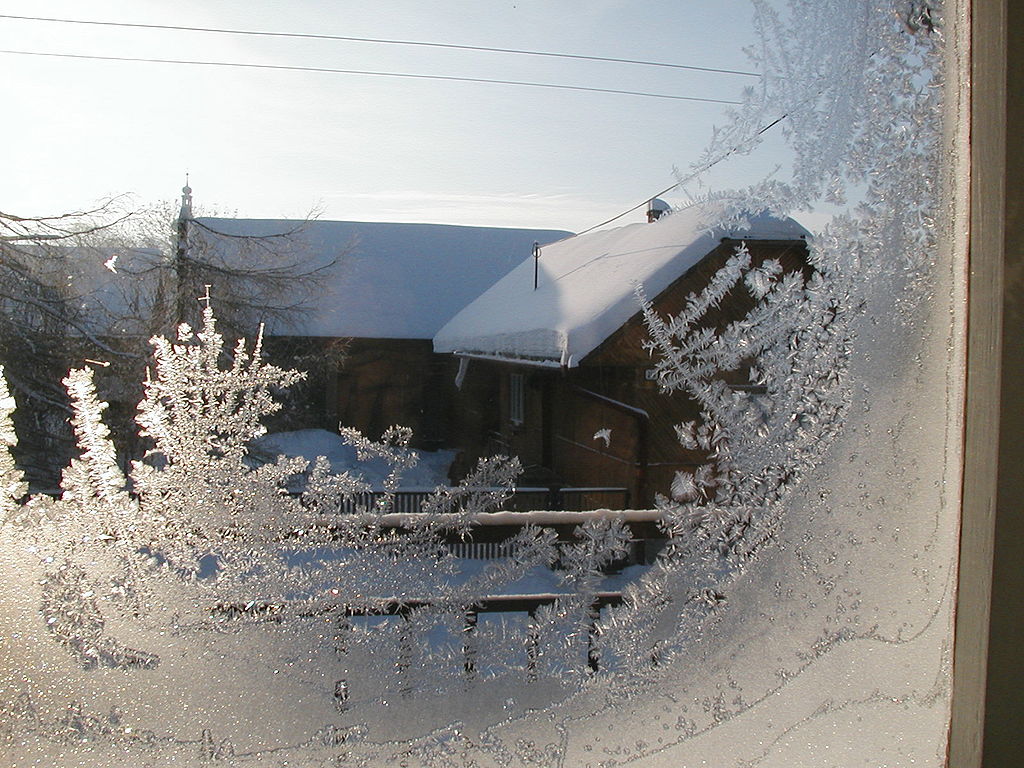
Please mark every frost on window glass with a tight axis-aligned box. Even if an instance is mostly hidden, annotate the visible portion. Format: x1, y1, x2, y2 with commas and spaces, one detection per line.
0, 1, 964, 766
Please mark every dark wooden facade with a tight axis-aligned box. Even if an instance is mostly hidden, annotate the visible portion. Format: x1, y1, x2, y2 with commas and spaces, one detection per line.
446, 238, 810, 507
330, 338, 461, 450
267, 238, 808, 506
262, 336, 458, 451
265, 335, 492, 480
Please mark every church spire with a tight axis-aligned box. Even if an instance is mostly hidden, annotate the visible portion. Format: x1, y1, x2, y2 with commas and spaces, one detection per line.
179, 174, 193, 220
174, 175, 193, 329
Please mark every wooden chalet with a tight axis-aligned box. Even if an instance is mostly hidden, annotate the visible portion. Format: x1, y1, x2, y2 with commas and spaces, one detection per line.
433, 202, 810, 508
191, 217, 570, 448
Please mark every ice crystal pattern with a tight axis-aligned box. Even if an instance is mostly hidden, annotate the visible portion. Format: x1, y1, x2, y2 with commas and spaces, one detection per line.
0, 0, 956, 764
638, 243, 851, 562
1, 305, 648, 753
0, 250, 856, 761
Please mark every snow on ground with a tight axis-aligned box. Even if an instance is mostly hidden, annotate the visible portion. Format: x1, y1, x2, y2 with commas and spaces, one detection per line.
254, 428, 654, 601
250, 428, 456, 489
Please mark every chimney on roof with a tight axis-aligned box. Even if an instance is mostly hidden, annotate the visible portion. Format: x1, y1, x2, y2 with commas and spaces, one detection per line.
647, 198, 670, 223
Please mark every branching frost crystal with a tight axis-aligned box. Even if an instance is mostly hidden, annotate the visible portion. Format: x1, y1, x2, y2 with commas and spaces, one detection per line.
0, 1, 958, 764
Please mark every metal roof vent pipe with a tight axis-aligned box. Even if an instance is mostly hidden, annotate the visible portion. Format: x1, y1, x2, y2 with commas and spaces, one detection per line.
647, 198, 671, 223
533, 241, 541, 290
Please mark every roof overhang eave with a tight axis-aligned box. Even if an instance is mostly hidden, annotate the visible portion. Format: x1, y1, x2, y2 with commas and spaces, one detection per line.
448, 350, 571, 370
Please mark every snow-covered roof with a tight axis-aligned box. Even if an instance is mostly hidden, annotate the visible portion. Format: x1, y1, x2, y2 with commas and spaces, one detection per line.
194, 219, 571, 339
432, 202, 809, 367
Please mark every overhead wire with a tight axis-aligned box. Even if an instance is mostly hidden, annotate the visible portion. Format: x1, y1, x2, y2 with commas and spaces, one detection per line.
0, 12, 786, 233
569, 103, 807, 238
561, 41, 878, 237
0, 13, 762, 78
0, 49, 744, 104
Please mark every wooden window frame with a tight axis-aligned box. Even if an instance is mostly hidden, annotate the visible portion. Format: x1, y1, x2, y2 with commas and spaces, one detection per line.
947, 1, 1022, 765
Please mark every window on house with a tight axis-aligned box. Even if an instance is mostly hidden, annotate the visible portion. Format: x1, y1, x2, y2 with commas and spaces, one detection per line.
509, 372, 525, 425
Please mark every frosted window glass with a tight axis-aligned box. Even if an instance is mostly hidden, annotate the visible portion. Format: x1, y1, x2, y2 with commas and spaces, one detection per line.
0, 1, 968, 766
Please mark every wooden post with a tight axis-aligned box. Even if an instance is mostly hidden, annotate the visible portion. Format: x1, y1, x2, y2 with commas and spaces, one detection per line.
463, 609, 478, 683
947, 1, 1005, 766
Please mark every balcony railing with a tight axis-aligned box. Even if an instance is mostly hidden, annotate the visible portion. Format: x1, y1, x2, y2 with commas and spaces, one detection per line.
339, 485, 630, 515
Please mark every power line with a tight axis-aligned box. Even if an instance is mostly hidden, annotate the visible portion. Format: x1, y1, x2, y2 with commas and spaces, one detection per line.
0, 49, 744, 104
571, 108, 796, 237
0, 13, 761, 78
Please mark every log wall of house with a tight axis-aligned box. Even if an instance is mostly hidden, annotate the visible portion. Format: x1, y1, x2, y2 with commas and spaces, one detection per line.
442, 356, 501, 480
333, 338, 454, 448
548, 374, 705, 508
584, 238, 811, 368
568, 238, 810, 505
261, 335, 346, 432
497, 368, 548, 480
549, 384, 641, 501
445, 238, 810, 507
320, 240, 813, 505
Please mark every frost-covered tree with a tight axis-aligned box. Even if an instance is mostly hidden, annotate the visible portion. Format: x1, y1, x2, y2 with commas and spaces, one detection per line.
97, 188, 347, 444
113, 187, 337, 343
0, 201, 135, 484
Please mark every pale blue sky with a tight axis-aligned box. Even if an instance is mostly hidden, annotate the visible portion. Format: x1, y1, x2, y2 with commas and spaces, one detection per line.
1, 1, 797, 231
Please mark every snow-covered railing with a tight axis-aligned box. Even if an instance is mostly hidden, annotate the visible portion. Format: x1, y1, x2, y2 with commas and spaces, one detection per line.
445, 540, 515, 559
338, 490, 433, 515
338, 485, 631, 515
372, 507, 666, 565
297, 507, 665, 564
